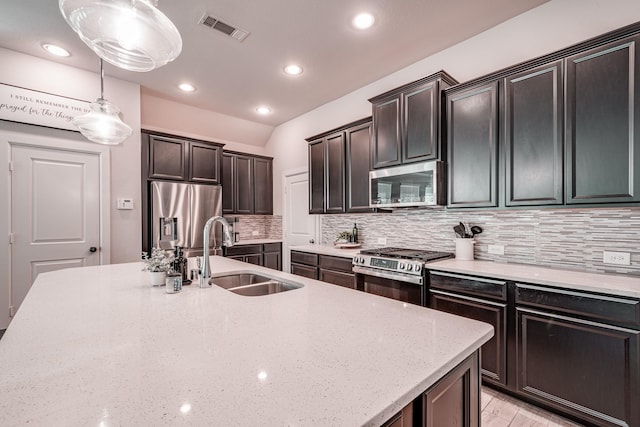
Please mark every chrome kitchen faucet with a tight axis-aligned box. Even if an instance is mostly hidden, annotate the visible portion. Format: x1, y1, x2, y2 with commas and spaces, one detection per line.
200, 216, 234, 288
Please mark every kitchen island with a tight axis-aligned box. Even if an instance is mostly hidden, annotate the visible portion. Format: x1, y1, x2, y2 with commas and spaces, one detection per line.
0, 257, 492, 426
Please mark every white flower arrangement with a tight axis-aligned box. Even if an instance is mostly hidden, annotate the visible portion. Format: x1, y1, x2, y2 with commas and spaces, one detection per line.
141, 247, 175, 272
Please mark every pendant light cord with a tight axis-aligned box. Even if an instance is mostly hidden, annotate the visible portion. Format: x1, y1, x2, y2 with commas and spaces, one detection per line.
100, 58, 104, 100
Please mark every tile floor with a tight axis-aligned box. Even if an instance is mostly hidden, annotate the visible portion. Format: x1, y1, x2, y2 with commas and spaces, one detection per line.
481, 386, 585, 427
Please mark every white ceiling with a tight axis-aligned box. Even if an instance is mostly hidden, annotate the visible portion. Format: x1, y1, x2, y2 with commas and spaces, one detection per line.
0, 0, 548, 126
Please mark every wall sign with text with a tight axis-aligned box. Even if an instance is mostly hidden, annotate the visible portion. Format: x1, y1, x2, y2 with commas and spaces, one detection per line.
0, 83, 90, 132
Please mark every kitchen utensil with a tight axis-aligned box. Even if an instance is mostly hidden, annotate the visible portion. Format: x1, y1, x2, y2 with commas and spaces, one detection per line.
453, 224, 465, 238
470, 226, 483, 237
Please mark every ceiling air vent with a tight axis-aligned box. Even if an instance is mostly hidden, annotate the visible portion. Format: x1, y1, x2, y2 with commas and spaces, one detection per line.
199, 13, 250, 42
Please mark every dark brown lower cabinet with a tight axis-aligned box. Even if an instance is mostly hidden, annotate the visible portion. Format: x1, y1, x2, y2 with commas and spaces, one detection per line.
424, 351, 480, 427
223, 243, 282, 270
290, 250, 355, 288
380, 351, 481, 427
428, 271, 640, 427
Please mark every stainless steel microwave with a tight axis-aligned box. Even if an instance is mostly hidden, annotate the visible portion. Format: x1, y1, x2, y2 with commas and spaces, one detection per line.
369, 161, 445, 208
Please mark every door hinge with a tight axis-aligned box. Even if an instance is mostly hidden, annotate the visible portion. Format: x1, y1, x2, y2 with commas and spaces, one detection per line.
9, 233, 15, 244
9, 306, 14, 318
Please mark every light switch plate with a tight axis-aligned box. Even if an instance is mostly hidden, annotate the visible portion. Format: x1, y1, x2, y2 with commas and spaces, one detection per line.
252, 230, 259, 236
488, 245, 505, 255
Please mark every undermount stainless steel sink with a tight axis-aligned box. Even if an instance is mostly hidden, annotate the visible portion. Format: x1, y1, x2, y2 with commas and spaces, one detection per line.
209, 272, 303, 296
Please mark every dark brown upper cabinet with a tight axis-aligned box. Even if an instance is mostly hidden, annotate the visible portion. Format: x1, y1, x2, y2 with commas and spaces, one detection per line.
504, 61, 564, 206
369, 71, 458, 169
565, 34, 640, 204
345, 121, 373, 212
307, 117, 374, 214
144, 132, 222, 184
221, 151, 273, 215
446, 81, 499, 208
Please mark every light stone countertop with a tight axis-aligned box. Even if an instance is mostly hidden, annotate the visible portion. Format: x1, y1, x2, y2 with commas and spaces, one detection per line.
427, 259, 640, 298
289, 243, 362, 258
0, 257, 492, 426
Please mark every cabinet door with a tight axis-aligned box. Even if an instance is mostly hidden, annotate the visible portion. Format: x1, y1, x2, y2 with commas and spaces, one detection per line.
565, 34, 640, 204
189, 141, 220, 184
263, 251, 281, 271
325, 131, 345, 213
319, 269, 355, 289
235, 155, 254, 214
253, 157, 273, 214
244, 254, 262, 266
345, 122, 373, 212
517, 307, 640, 427
291, 263, 318, 279
148, 135, 186, 180
308, 140, 325, 214
372, 96, 402, 168
221, 153, 235, 214
504, 62, 563, 206
403, 81, 438, 163
430, 290, 507, 386
447, 82, 499, 208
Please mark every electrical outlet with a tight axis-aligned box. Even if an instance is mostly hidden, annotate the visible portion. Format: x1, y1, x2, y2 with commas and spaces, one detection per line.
377, 237, 387, 245
251, 230, 259, 236
603, 251, 630, 265
488, 245, 505, 255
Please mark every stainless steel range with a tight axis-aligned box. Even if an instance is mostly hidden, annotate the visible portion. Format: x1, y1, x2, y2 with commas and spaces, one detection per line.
352, 247, 453, 305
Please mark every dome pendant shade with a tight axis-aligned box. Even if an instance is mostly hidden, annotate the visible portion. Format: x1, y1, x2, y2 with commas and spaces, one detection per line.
59, 0, 182, 72
73, 98, 132, 145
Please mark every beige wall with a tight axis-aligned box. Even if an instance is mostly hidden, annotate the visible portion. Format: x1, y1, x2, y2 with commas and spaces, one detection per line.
0, 48, 142, 265
264, 0, 640, 216
141, 92, 273, 155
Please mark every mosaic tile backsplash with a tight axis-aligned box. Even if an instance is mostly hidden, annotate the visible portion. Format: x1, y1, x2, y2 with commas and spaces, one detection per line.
225, 215, 282, 241
321, 207, 640, 275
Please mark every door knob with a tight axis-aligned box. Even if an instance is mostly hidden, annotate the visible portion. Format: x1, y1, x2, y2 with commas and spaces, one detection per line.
89, 246, 97, 253
309, 239, 315, 244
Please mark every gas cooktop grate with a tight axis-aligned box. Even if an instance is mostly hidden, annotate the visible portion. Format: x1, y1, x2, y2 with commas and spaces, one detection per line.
360, 247, 453, 262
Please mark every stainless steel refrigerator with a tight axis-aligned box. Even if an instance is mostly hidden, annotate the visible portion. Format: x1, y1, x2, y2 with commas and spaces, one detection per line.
150, 181, 223, 257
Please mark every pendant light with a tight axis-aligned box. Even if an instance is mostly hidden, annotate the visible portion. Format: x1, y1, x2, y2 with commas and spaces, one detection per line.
59, 0, 182, 72
73, 59, 132, 145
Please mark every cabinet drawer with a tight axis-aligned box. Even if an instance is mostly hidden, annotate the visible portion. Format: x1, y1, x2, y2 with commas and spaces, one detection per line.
516, 283, 640, 328
319, 269, 355, 289
263, 242, 281, 253
291, 251, 318, 266
291, 263, 318, 280
429, 271, 507, 301
225, 244, 262, 256
318, 255, 353, 273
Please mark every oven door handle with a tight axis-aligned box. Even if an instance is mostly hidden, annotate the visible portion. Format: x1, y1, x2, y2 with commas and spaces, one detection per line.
352, 266, 424, 285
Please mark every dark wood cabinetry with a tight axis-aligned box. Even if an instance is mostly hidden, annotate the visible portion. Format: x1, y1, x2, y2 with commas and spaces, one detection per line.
223, 242, 282, 270
370, 72, 457, 169
446, 82, 499, 208
429, 269, 640, 427
429, 272, 507, 386
221, 151, 273, 215
307, 118, 373, 214
516, 283, 640, 427
565, 34, 640, 204
144, 132, 222, 183
290, 250, 355, 288
504, 61, 564, 206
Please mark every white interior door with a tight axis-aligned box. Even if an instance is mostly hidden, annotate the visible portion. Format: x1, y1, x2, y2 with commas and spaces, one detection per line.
10, 144, 101, 313
283, 170, 318, 272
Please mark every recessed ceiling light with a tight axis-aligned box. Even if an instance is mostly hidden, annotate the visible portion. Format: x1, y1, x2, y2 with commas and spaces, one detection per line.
283, 64, 303, 76
42, 43, 70, 57
178, 83, 196, 92
256, 106, 272, 115
352, 13, 375, 30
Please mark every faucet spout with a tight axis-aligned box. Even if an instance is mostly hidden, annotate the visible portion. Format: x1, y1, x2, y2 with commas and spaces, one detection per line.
200, 216, 234, 288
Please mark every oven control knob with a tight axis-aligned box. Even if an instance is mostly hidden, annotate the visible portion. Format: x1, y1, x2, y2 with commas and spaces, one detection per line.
359, 256, 365, 264
399, 263, 405, 270
406, 264, 413, 271
414, 265, 422, 273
